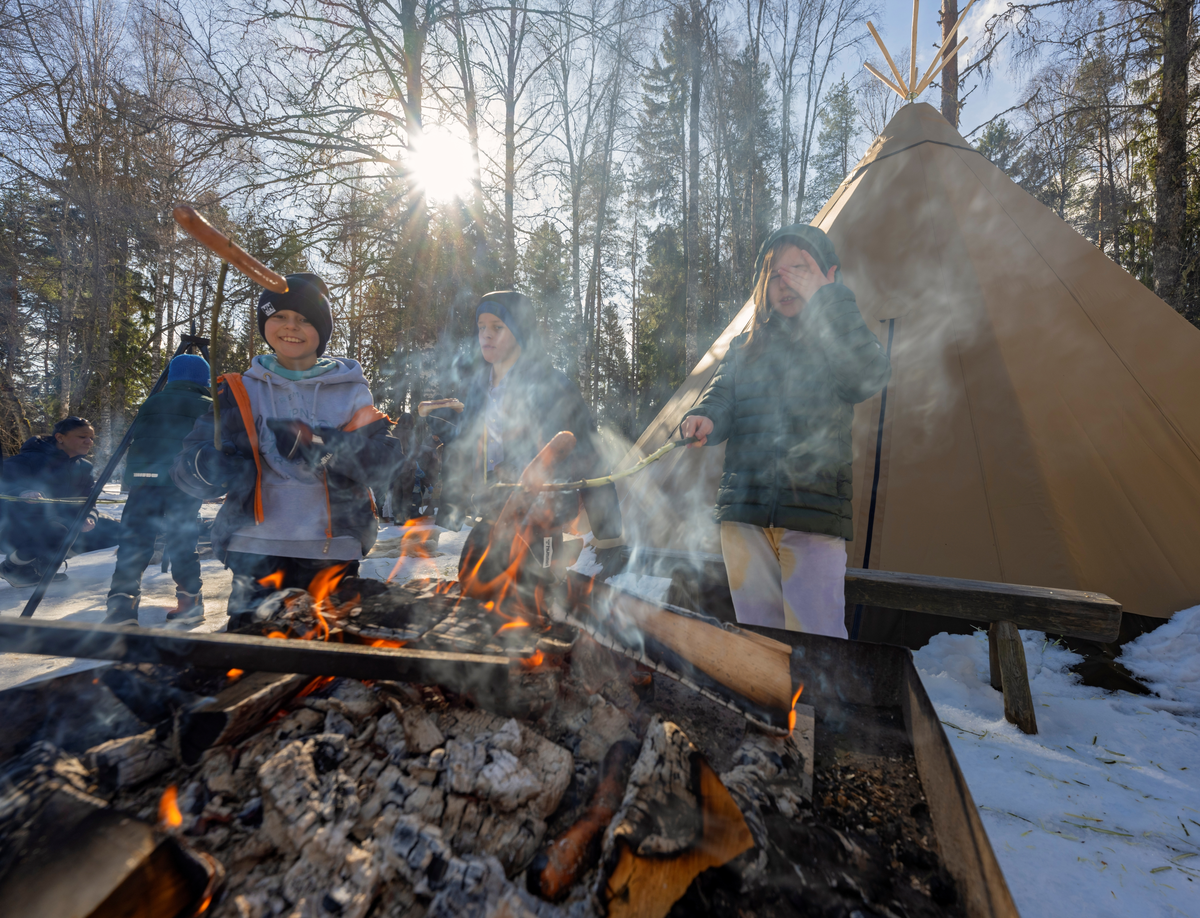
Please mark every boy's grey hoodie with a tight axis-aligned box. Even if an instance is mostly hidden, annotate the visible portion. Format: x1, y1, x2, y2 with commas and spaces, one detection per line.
225, 356, 375, 561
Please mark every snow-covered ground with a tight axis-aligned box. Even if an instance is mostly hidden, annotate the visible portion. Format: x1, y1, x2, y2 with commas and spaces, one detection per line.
914, 611, 1200, 918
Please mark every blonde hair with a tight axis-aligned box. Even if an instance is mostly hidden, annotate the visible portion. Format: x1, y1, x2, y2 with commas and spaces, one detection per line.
742, 239, 825, 355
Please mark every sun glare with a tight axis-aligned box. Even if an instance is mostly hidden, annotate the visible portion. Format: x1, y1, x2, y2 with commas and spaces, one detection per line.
409, 126, 475, 203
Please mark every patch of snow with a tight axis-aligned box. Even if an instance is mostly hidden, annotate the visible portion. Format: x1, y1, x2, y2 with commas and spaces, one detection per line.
914, 625, 1200, 918
1119, 606, 1200, 715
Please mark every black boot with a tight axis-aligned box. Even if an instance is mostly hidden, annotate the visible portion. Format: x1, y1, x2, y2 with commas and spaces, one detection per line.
104, 592, 140, 625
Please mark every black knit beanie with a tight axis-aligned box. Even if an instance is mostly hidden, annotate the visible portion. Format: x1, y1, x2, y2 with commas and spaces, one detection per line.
258, 273, 334, 357
475, 290, 538, 350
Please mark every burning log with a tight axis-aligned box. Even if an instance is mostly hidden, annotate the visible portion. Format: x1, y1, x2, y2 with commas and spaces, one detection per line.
528, 738, 639, 902
597, 716, 754, 918
175, 672, 313, 766
561, 575, 799, 732
89, 730, 174, 792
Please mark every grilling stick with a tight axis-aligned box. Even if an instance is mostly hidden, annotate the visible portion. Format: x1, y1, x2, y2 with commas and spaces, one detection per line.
172, 205, 289, 449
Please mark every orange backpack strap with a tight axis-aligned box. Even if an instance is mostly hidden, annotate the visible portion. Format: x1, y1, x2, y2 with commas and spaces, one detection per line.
343, 405, 391, 432
218, 373, 264, 524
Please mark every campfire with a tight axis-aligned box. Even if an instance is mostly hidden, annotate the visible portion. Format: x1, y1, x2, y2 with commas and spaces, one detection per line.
0, 433, 972, 918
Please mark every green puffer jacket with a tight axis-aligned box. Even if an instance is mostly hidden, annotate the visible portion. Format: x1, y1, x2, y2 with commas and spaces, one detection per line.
124, 380, 213, 487
684, 282, 891, 539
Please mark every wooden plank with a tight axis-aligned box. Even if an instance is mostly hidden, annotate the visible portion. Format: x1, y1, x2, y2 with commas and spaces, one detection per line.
0, 618, 515, 687
992, 620, 1037, 734
988, 625, 1002, 692
844, 567, 1121, 642
175, 672, 312, 765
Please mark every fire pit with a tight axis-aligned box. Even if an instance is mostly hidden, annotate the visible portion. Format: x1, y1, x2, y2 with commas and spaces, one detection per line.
0, 558, 1016, 918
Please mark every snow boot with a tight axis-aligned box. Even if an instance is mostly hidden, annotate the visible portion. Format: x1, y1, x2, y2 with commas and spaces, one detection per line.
104, 592, 140, 626
166, 590, 205, 625
0, 554, 66, 587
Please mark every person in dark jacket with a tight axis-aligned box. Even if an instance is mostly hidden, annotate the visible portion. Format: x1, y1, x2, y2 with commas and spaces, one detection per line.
104, 355, 214, 625
0, 417, 121, 586
681, 225, 891, 637
438, 290, 625, 585
171, 274, 405, 619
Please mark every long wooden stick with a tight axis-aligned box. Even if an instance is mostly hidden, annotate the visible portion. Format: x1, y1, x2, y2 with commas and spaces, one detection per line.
173, 206, 288, 294
210, 261, 228, 449
864, 62, 908, 100
910, 0, 920, 92
913, 0, 977, 94
866, 22, 908, 95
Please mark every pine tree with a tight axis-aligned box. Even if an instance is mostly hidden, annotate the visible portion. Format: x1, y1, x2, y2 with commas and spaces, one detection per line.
805, 78, 860, 219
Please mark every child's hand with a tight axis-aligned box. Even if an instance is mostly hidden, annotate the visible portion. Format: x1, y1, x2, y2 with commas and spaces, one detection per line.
681, 416, 713, 446
774, 250, 836, 303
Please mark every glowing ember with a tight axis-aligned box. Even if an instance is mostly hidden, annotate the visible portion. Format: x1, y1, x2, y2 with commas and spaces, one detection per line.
159, 785, 183, 828
226, 668, 244, 681
369, 638, 407, 649
258, 570, 285, 590
295, 675, 336, 701
266, 630, 288, 640
520, 649, 545, 671
496, 620, 531, 634
788, 684, 805, 735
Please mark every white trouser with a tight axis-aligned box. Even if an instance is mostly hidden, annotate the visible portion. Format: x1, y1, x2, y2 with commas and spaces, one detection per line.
719, 521, 848, 637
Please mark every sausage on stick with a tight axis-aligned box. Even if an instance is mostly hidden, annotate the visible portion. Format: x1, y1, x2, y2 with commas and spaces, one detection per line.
417, 398, 465, 417
172, 206, 289, 294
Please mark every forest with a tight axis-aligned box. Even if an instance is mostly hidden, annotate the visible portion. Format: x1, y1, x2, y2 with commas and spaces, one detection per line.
0, 0, 1197, 460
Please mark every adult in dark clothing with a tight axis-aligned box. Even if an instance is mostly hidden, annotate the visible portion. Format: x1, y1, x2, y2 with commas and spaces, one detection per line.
681, 225, 891, 637
105, 355, 214, 625
438, 290, 625, 585
0, 417, 121, 586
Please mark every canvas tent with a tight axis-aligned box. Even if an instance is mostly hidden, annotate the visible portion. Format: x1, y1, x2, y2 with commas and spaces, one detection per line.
615, 102, 1200, 639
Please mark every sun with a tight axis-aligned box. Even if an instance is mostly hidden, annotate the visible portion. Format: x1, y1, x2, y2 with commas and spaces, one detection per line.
408, 125, 475, 203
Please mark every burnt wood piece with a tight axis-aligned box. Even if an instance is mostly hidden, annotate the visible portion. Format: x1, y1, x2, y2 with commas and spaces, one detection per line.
990, 621, 1038, 734
175, 672, 312, 765
89, 731, 174, 791
0, 619, 516, 702
566, 574, 796, 731
844, 567, 1121, 642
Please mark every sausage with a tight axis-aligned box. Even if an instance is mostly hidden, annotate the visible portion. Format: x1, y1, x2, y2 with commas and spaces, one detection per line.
416, 398, 465, 417
172, 205, 289, 293
528, 739, 639, 902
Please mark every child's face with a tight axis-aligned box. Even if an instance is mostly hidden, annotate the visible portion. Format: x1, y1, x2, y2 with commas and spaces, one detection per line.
264, 309, 321, 362
477, 313, 520, 367
767, 244, 811, 317
56, 425, 95, 458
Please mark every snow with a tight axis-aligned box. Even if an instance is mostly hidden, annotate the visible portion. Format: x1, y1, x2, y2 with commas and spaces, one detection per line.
914, 611, 1200, 917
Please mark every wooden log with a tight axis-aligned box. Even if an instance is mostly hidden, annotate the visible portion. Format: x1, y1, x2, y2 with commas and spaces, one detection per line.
580, 577, 794, 713
991, 620, 1037, 735
600, 717, 753, 918
843, 567, 1121, 642
0, 618, 516, 693
175, 672, 312, 766
89, 731, 174, 791
988, 624, 1003, 692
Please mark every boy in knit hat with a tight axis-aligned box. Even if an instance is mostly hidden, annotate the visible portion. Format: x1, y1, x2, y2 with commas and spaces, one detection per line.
172, 273, 404, 618
105, 354, 213, 625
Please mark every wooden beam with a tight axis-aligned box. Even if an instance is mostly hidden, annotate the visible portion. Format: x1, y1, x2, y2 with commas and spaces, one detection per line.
867, 21, 909, 95
991, 621, 1037, 734
0, 618, 516, 688
864, 62, 908, 100
913, 0, 977, 96
844, 568, 1121, 642
910, 0, 920, 92
913, 32, 971, 96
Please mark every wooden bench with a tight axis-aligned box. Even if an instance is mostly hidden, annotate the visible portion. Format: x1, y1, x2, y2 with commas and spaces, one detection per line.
845, 568, 1122, 734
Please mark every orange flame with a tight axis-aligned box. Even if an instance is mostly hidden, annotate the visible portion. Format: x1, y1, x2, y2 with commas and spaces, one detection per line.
520, 649, 545, 671
258, 570, 284, 590
226, 668, 244, 681
496, 620, 530, 634
266, 630, 288, 639
159, 785, 183, 828
369, 638, 407, 649
787, 684, 805, 735
295, 675, 336, 701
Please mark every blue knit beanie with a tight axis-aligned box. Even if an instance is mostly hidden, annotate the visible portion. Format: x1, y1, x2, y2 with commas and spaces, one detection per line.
168, 354, 212, 387
475, 290, 538, 350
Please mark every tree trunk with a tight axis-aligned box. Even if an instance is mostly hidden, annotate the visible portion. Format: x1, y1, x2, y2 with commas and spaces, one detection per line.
685, 0, 702, 371
1153, 0, 1189, 311
939, 0, 959, 127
